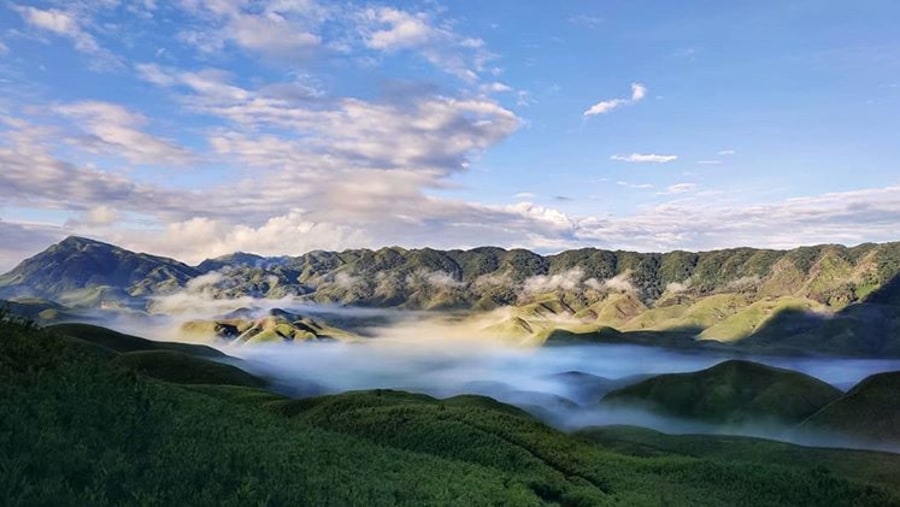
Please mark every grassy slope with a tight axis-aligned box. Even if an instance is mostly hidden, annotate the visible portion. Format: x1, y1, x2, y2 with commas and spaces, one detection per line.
800, 371, 900, 443
2, 320, 899, 506
48, 323, 225, 358
579, 426, 900, 493
601, 360, 843, 424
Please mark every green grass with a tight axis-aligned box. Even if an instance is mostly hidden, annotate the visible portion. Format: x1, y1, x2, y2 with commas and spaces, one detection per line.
111, 350, 266, 388
579, 426, 900, 494
2, 318, 899, 506
48, 322, 225, 358
602, 360, 843, 425
800, 371, 900, 443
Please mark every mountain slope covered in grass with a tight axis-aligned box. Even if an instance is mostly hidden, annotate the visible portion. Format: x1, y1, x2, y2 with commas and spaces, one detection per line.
601, 360, 843, 425
2, 318, 900, 505
800, 371, 900, 444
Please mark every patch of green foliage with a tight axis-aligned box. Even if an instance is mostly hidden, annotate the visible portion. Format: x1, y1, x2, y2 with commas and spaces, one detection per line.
801, 371, 900, 443
602, 360, 843, 424
579, 426, 900, 495
110, 350, 266, 388
2, 317, 899, 506
48, 323, 225, 358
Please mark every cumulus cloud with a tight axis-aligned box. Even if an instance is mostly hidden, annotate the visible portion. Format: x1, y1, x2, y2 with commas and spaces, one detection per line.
583, 82, 647, 117
130, 210, 373, 265
611, 153, 678, 164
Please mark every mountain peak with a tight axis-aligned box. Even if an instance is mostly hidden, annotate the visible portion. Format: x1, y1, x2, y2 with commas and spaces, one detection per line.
54, 235, 118, 251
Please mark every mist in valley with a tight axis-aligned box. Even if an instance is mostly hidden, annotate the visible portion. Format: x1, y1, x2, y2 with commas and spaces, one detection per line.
65, 294, 900, 454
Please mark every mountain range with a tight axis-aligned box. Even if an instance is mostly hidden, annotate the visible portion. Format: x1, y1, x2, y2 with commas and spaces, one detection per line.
2, 235, 900, 355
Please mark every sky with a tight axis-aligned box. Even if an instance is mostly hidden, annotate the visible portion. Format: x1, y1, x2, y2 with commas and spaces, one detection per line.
0, 0, 899, 270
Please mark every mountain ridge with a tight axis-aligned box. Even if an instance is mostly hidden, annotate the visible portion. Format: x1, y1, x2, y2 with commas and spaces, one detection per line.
3, 236, 900, 354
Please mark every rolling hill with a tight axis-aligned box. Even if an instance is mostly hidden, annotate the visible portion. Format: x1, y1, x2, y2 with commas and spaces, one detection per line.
600, 360, 843, 425
3, 318, 900, 505
800, 370, 900, 444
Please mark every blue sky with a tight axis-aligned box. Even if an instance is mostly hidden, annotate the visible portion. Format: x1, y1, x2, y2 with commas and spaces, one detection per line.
0, 0, 899, 269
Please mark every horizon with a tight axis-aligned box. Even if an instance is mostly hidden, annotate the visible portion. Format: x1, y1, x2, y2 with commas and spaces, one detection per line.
1, 1, 899, 271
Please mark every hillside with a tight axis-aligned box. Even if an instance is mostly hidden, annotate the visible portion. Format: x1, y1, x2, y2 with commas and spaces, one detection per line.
800, 371, 900, 444
3, 318, 900, 505
3, 236, 900, 354
601, 360, 843, 425
0, 236, 197, 305
180, 308, 359, 344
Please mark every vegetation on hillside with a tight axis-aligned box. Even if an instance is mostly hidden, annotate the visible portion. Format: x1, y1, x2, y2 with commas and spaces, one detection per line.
2, 316, 899, 505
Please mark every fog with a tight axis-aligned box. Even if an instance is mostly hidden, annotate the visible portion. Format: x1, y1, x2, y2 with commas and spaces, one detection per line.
68, 299, 900, 454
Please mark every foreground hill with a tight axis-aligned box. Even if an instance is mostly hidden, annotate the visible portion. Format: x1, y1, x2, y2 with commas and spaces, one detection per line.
601, 360, 843, 425
3, 236, 900, 354
800, 371, 900, 444
3, 319, 900, 505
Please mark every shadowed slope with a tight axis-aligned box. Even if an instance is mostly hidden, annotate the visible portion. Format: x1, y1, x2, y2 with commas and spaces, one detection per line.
601, 360, 843, 424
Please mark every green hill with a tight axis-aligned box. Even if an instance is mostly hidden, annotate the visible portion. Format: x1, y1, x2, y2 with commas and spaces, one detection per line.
579, 426, 900, 492
601, 360, 843, 425
47, 322, 226, 358
111, 350, 266, 388
3, 318, 900, 504
800, 371, 900, 443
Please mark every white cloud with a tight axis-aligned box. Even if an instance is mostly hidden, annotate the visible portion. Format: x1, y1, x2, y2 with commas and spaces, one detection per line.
657, 183, 697, 195
129, 210, 372, 264
480, 81, 513, 94
611, 153, 678, 164
420, 270, 464, 289
357, 6, 493, 81
523, 268, 584, 293
718, 149, 737, 156
697, 160, 722, 165
617, 181, 654, 190
56, 101, 193, 166
630, 82, 647, 101
0, 41, 8, 55
601, 272, 635, 293
514, 192, 536, 200
364, 8, 434, 50
13, 6, 99, 53
11, 4, 119, 67
176, 0, 324, 57
64, 205, 120, 228
584, 82, 647, 117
